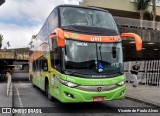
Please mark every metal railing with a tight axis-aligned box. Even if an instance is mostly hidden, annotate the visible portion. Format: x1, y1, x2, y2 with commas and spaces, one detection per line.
114, 16, 160, 30
145, 60, 160, 86
124, 60, 160, 86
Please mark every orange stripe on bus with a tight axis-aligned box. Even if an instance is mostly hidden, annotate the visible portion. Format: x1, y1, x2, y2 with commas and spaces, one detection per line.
64, 31, 121, 42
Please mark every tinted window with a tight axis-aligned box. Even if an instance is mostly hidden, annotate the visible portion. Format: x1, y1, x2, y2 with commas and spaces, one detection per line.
60, 7, 118, 30
50, 39, 61, 71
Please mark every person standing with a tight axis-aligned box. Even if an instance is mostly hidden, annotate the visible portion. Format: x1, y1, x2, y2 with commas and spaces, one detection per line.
6, 72, 12, 96
131, 62, 140, 87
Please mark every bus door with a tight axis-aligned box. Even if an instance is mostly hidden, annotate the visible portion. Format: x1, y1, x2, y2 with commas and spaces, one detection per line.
40, 56, 48, 90
36, 58, 41, 88
32, 59, 39, 86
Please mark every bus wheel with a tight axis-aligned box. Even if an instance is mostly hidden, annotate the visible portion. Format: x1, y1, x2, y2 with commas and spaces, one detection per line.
45, 82, 52, 101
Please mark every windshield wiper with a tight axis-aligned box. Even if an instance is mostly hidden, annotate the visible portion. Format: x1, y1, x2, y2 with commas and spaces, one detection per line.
111, 70, 123, 75
63, 69, 78, 76
96, 43, 104, 73
99, 44, 103, 61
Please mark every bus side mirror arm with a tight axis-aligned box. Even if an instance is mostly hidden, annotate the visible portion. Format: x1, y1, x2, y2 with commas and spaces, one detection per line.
120, 33, 142, 51
50, 32, 57, 39
50, 28, 65, 48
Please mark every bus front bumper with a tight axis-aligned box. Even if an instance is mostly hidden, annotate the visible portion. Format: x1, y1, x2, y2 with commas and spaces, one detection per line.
59, 84, 126, 103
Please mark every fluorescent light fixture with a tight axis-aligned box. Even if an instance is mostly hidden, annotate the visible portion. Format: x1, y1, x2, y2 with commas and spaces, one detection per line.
142, 48, 146, 50
129, 41, 135, 44
153, 49, 159, 50
147, 42, 155, 45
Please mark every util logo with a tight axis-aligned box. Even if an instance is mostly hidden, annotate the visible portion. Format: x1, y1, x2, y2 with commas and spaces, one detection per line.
90, 37, 102, 42
109, 36, 115, 40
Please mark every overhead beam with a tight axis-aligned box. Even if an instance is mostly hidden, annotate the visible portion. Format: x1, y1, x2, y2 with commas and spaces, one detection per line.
0, 0, 5, 6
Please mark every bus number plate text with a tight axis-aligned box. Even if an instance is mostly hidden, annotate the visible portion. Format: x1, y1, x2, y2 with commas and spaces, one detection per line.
93, 96, 104, 102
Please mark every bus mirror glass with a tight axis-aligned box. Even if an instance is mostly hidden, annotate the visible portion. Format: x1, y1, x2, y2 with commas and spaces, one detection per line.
120, 33, 142, 51
112, 47, 116, 58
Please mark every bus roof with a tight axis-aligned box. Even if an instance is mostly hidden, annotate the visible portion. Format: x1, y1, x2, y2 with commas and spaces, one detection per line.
56, 4, 109, 13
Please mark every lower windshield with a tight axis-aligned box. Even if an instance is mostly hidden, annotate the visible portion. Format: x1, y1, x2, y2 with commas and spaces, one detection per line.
64, 40, 123, 77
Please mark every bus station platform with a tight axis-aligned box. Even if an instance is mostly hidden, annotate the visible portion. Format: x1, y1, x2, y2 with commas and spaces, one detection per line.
126, 82, 160, 107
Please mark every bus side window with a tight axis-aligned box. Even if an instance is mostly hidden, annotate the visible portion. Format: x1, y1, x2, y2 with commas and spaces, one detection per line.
33, 60, 37, 71
33, 57, 41, 72
42, 57, 48, 71
51, 48, 61, 71
50, 39, 61, 72
38, 57, 42, 71
52, 38, 57, 50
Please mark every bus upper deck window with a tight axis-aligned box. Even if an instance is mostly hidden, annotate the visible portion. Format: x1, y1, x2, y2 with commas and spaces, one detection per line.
62, 8, 88, 26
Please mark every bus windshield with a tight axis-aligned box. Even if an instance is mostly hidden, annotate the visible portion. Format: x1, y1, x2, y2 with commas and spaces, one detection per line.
60, 7, 118, 31
64, 40, 123, 77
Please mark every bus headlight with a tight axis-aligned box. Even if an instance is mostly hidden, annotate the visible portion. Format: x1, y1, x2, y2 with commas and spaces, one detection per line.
116, 81, 125, 86
56, 76, 80, 88
67, 82, 79, 88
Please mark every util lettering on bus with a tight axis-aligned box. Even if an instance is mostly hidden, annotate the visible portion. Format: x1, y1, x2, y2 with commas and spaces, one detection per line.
90, 37, 102, 42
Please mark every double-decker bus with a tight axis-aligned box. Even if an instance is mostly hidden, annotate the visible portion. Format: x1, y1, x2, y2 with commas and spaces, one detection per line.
29, 5, 142, 102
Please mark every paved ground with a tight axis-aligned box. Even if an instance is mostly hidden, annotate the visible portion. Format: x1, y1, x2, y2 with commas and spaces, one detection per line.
13, 82, 156, 116
0, 83, 12, 107
0, 82, 12, 116
12, 73, 29, 82
0, 73, 160, 115
126, 82, 160, 107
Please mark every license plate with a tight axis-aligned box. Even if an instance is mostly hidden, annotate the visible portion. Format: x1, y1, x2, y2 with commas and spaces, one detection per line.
93, 96, 104, 102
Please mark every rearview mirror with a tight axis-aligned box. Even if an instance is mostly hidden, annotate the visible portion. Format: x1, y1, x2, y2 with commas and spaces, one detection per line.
112, 46, 116, 58
120, 33, 142, 51
50, 28, 65, 48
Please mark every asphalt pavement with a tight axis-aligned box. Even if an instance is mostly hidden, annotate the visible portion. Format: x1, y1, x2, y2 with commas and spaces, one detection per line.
0, 83, 12, 107
0, 82, 12, 116
0, 73, 160, 116
12, 82, 159, 116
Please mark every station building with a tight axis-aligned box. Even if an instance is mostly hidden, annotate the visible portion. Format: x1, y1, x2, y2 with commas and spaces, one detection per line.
80, 0, 160, 86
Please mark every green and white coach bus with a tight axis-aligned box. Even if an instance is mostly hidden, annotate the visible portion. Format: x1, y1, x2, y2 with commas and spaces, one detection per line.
29, 5, 142, 102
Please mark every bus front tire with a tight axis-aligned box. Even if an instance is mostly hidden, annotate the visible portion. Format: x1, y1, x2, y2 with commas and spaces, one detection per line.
45, 82, 52, 101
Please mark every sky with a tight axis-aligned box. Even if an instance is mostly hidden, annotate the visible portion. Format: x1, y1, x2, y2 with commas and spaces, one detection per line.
0, 0, 81, 48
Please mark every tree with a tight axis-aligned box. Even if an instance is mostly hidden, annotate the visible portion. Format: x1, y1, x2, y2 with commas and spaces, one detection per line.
136, 0, 149, 28
7, 41, 11, 48
152, 0, 156, 21
28, 34, 37, 48
32, 35, 37, 39
0, 34, 3, 49
152, 0, 156, 30
137, 0, 149, 20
